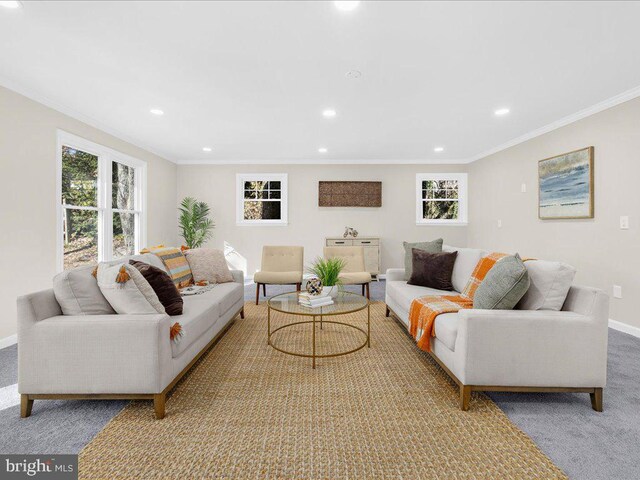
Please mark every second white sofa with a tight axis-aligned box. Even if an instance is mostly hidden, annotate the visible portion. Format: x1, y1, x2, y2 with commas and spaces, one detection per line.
385, 245, 609, 411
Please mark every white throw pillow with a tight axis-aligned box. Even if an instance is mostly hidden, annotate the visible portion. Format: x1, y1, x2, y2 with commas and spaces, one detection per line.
184, 248, 234, 284
97, 262, 165, 314
516, 260, 577, 311
442, 245, 486, 293
53, 265, 115, 315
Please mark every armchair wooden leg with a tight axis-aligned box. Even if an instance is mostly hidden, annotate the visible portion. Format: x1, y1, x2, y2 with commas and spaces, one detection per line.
365, 282, 370, 300
255, 283, 260, 305
460, 385, 471, 411
590, 388, 603, 412
296, 283, 301, 292
385, 305, 390, 317
154, 393, 166, 420
263, 283, 266, 296
361, 284, 365, 295
240, 307, 245, 319
20, 395, 33, 418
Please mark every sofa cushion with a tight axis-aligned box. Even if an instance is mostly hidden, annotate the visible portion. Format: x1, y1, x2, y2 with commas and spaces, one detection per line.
97, 263, 166, 315
53, 265, 116, 316
443, 245, 486, 293
403, 238, 443, 280
254, 271, 302, 284
386, 280, 455, 314
130, 260, 183, 316
517, 260, 577, 311
473, 254, 530, 310
184, 248, 234, 284
339, 271, 372, 284
433, 312, 459, 351
408, 250, 457, 291
140, 246, 193, 288
171, 282, 243, 357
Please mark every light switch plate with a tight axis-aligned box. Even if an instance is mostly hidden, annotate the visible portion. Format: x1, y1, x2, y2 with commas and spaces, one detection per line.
620, 216, 629, 229
497, 219, 502, 228
521, 183, 527, 193
613, 285, 622, 299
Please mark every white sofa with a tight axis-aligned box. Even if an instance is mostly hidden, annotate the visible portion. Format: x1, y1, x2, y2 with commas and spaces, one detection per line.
385, 246, 609, 411
17, 254, 245, 419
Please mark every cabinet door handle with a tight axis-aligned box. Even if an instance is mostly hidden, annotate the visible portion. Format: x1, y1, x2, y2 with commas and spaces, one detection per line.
361, 241, 371, 244
335, 241, 345, 244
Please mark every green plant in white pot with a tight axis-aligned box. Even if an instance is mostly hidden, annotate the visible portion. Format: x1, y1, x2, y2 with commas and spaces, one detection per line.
307, 257, 346, 298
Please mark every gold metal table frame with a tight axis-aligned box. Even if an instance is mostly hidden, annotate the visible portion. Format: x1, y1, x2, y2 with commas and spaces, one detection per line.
267, 291, 371, 369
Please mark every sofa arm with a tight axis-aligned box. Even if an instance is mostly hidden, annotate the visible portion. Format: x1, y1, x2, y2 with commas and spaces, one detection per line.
455, 309, 608, 387
230, 269, 244, 285
19, 313, 173, 394
385, 268, 406, 282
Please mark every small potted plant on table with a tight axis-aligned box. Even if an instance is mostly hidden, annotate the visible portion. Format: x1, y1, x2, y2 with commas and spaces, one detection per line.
307, 257, 346, 298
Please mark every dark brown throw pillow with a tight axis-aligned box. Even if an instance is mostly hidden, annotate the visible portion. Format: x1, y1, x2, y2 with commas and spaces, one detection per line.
129, 260, 183, 316
407, 249, 458, 291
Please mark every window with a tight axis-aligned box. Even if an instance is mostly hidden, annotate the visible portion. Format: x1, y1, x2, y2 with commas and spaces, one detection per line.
236, 173, 288, 225
416, 173, 468, 225
57, 131, 146, 270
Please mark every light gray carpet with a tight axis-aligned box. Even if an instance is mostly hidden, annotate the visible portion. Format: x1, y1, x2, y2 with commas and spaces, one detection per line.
0, 280, 638, 479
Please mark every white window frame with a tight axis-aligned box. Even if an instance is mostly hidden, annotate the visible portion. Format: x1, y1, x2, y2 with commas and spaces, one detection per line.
56, 130, 147, 271
415, 173, 468, 225
236, 173, 288, 226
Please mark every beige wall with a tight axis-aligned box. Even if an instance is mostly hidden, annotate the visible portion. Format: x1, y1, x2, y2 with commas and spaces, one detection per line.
177, 164, 469, 280
0, 86, 178, 341
468, 97, 640, 329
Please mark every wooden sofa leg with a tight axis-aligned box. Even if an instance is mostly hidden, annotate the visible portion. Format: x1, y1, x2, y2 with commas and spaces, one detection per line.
255, 283, 260, 305
296, 283, 301, 292
460, 385, 471, 411
263, 283, 267, 296
590, 388, 603, 412
20, 395, 33, 418
366, 283, 370, 299
385, 305, 390, 317
240, 307, 245, 319
154, 393, 166, 419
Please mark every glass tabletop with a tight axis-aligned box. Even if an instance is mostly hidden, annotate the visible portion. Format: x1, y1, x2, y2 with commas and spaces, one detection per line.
267, 291, 369, 316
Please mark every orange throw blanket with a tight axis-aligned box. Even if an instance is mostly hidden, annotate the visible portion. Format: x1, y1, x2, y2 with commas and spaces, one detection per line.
409, 252, 507, 352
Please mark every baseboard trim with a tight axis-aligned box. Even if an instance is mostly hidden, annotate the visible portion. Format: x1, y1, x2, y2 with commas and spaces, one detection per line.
0, 334, 17, 350
609, 319, 640, 338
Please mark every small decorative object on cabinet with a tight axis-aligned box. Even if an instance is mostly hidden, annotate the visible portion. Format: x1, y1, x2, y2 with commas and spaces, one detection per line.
343, 226, 358, 238
325, 236, 380, 279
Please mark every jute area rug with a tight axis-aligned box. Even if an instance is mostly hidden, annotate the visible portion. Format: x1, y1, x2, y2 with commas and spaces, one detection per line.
80, 301, 566, 479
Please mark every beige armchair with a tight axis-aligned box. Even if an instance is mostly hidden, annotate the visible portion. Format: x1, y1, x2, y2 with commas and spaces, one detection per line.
323, 246, 372, 299
254, 246, 304, 304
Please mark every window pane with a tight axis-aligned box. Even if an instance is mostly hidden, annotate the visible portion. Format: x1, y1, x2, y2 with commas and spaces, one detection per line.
61, 146, 98, 207
63, 208, 98, 269
423, 200, 459, 220
113, 212, 136, 258
249, 181, 267, 190
244, 190, 256, 199
268, 181, 281, 190
269, 190, 281, 199
244, 200, 282, 220
112, 162, 136, 210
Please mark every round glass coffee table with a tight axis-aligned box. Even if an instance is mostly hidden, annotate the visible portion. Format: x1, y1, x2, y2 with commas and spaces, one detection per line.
267, 291, 370, 369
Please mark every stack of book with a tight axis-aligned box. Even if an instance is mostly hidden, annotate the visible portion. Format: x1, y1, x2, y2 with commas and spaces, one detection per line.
298, 292, 334, 308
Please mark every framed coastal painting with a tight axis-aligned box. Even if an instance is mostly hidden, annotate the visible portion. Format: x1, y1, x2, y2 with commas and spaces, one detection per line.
538, 146, 594, 219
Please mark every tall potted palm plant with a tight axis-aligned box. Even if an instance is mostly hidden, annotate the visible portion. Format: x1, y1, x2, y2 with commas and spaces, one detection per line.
178, 197, 215, 249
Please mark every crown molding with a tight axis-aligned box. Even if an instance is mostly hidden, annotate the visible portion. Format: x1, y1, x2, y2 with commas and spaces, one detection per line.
0, 76, 177, 163
176, 158, 468, 165
468, 84, 640, 163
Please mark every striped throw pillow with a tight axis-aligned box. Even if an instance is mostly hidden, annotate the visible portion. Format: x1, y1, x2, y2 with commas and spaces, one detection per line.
141, 246, 193, 288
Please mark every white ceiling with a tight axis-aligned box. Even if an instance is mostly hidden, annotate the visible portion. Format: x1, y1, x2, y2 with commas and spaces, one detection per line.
2, 1, 640, 164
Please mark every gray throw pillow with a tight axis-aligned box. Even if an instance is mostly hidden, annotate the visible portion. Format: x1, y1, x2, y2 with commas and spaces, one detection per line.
403, 238, 443, 280
53, 264, 115, 315
473, 254, 530, 310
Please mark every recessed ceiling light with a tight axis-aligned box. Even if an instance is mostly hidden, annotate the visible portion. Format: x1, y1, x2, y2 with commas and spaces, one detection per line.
150, 108, 164, 116
322, 109, 337, 118
202, 147, 212, 152
334, 1, 360, 12
434, 147, 444, 153
494, 108, 510, 116
0, 1, 22, 9
318, 148, 328, 153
